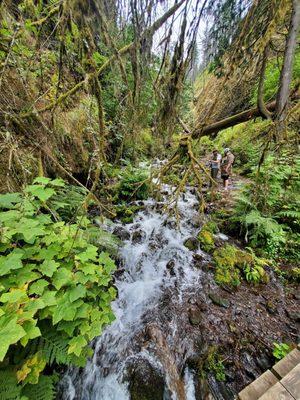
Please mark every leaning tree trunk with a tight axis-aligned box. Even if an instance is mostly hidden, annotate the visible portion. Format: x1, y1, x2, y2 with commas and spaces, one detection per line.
275, 0, 300, 124
191, 91, 299, 139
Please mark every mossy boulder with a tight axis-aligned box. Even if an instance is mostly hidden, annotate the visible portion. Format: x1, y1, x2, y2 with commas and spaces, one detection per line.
213, 244, 269, 287
197, 221, 219, 253
213, 245, 241, 287
208, 293, 230, 308
198, 230, 215, 253
184, 237, 199, 251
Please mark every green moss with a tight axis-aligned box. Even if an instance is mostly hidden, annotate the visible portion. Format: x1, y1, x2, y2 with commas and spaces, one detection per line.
114, 204, 142, 224
204, 346, 226, 382
213, 244, 269, 286
286, 267, 300, 283
198, 229, 215, 253
213, 244, 241, 287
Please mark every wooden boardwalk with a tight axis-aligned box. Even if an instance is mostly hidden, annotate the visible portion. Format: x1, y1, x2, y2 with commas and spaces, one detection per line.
238, 345, 300, 400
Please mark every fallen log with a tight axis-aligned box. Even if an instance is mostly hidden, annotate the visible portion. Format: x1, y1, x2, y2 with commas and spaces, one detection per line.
191, 92, 299, 139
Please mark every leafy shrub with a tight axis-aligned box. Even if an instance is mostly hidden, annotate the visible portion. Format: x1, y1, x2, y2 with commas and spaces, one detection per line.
272, 342, 291, 361
232, 152, 299, 259
204, 346, 226, 382
0, 178, 116, 398
49, 184, 89, 221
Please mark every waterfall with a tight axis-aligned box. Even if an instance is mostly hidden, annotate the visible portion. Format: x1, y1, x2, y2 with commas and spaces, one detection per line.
60, 184, 209, 400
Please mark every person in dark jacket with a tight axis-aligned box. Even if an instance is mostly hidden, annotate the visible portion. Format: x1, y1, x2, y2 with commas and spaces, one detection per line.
221, 148, 235, 190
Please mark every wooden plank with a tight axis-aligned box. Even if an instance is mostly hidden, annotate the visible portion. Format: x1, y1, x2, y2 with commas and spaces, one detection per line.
281, 363, 300, 400
258, 382, 295, 400
272, 349, 300, 379
238, 370, 278, 400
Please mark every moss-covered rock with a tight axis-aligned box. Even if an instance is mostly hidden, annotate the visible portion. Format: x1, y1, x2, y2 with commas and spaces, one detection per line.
212, 244, 269, 287
198, 230, 215, 253
197, 221, 219, 253
184, 237, 199, 251
286, 267, 300, 282
213, 245, 241, 287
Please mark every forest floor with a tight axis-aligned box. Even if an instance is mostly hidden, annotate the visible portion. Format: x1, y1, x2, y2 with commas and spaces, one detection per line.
184, 172, 300, 397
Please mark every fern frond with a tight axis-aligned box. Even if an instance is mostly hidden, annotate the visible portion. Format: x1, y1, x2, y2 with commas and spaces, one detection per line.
22, 375, 57, 400
0, 370, 21, 400
26, 329, 72, 366
276, 210, 300, 220
40, 330, 73, 366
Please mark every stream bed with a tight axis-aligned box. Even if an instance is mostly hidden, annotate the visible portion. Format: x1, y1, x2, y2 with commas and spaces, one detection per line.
60, 182, 299, 400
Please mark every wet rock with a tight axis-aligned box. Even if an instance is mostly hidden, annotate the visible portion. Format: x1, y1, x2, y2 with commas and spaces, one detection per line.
184, 237, 199, 251
256, 353, 272, 371
163, 219, 177, 229
208, 293, 230, 308
113, 226, 130, 241
193, 253, 205, 269
207, 376, 235, 400
189, 306, 202, 326
194, 377, 212, 400
114, 268, 125, 280
286, 310, 300, 322
166, 260, 176, 276
132, 229, 146, 244
127, 358, 165, 400
193, 253, 204, 262
149, 231, 168, 250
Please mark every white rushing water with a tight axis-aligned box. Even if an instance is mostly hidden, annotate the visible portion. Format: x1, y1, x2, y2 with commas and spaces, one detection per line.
61, 184, 208, 400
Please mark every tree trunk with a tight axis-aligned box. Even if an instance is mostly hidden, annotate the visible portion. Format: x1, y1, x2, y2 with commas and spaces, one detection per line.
191, 92, 299, 139
275, 0, 300, 121
257, 44, 272, 120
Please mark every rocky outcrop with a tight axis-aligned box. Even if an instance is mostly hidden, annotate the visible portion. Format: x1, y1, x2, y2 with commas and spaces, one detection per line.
113, 226, 130, 241
127, 358, 165, 400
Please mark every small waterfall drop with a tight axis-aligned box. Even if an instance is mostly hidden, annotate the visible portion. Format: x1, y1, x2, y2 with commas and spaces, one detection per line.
61, 183, 209, 400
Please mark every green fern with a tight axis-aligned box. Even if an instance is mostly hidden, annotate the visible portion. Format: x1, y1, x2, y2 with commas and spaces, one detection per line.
276, 209, 300, 220
0, 370, 21, 400
22, 375, 57, 400
37, 330, 73, 366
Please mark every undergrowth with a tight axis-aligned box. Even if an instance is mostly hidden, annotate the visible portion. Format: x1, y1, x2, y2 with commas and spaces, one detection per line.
0, 178, 117, 399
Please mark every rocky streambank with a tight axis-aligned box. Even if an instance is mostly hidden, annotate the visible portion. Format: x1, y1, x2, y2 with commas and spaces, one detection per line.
61, 183, 299, 400
116, 226, 299, 400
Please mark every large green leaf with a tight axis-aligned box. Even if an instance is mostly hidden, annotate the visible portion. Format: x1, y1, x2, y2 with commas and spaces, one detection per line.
68, 336, 87, 357
39, 260, 59, 277
29, 279, 49, 296
52, 268, 72, 290
0, 193, 22, 209
76, 245, 98, 263
69, 285, 86, 302
0, 316, 26, 361
0, 250, 23, 276
52, 297, 83, 325
25, 185, 55, 202
0, 289, 28, 303
20, 320, 41, 346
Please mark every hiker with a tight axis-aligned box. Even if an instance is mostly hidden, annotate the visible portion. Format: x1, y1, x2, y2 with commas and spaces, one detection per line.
209, 149, 222, 186
221, 148, 235, 190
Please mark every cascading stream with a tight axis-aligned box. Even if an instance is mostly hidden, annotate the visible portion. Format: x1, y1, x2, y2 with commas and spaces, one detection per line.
61, 184, 209, 400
